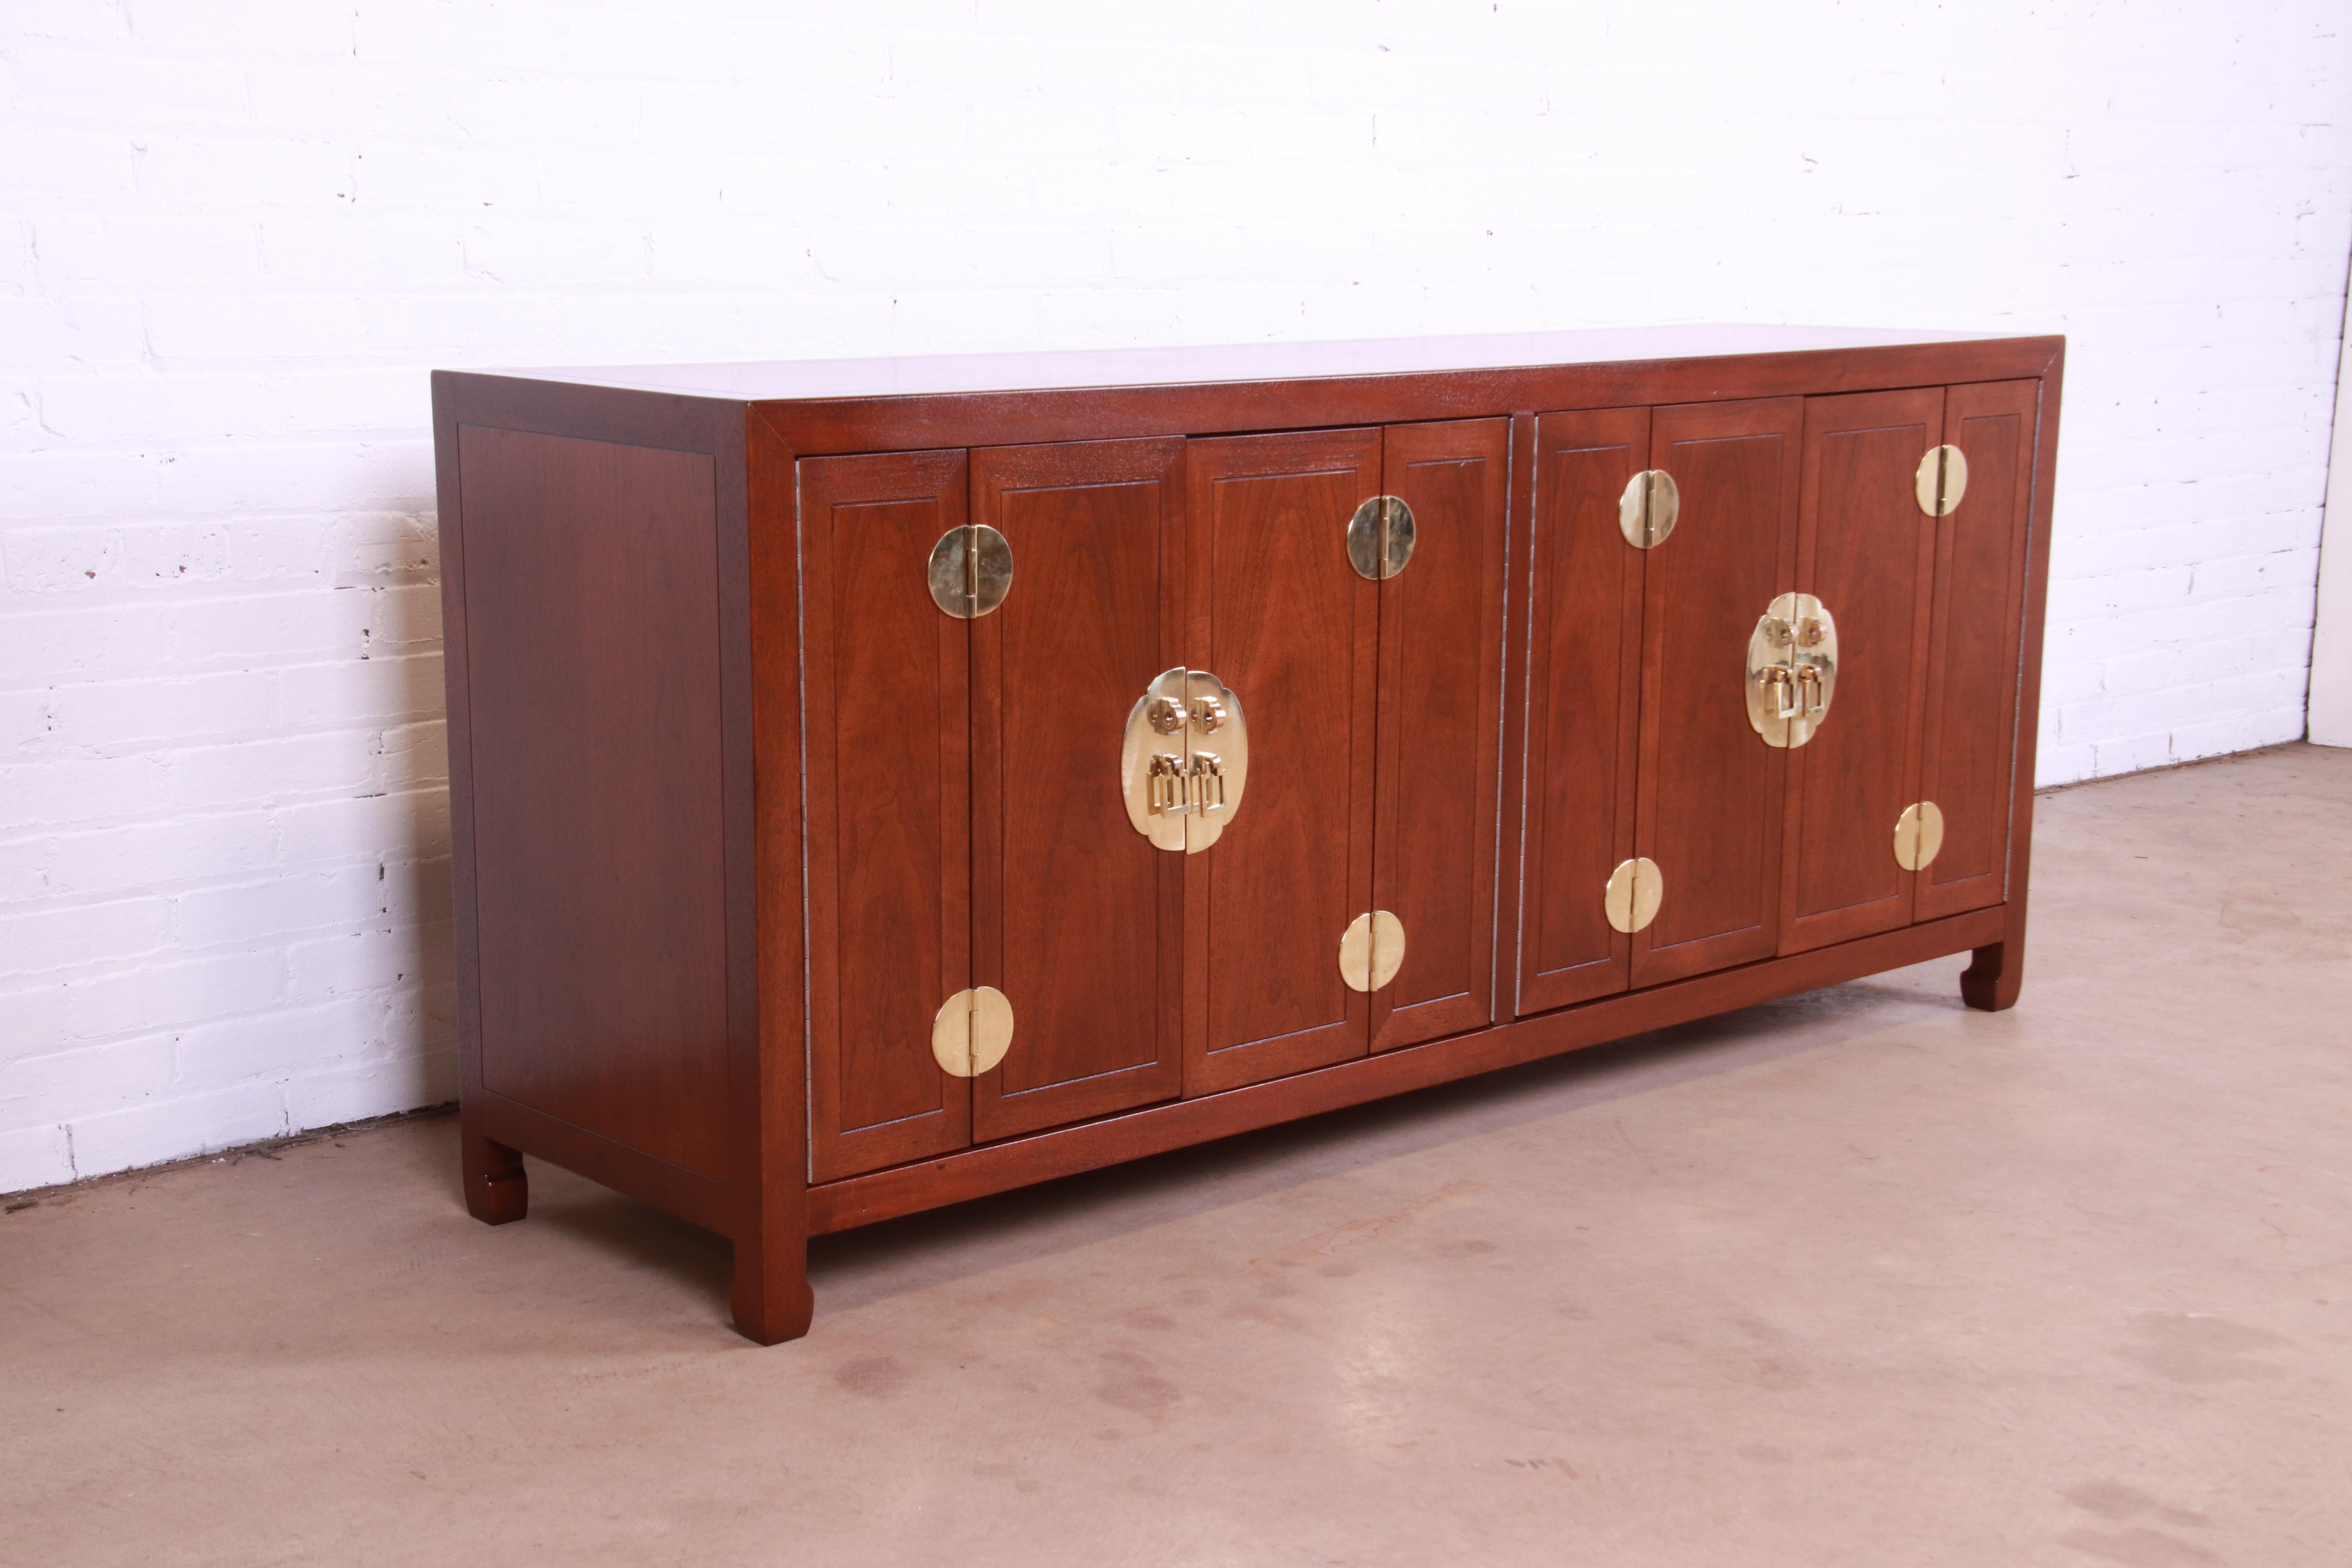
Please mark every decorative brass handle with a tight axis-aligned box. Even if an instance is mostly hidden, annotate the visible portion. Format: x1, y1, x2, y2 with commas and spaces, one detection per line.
1122, 668, 1249, 853
1745, 592, 1837, 748
1617, 469, 1680, 549
927, 523, 1013, 618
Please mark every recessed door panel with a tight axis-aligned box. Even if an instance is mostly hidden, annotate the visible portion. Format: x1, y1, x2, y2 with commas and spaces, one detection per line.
1632, 399, 1802, 986
1185, 429, 1380, 1093
801, 450, 972, 1181
970, 439, 1187, 1140
1780, 388, 1942, 953
1518, 408, 1647, 1014
1917, 380, 2039, 920
1371, 418, 1508, 1050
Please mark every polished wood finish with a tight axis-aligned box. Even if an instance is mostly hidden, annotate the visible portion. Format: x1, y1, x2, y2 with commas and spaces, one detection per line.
435, 330, 2061, 1343
1632, 399, 1803, 985
1780, 388, 1943, 953
1517, 408, 1648, 1013
739, 408, 814, 1345
1920, 380, 2039, 923
970, 439, 1187, 1138
1372, 419, 1510, 1049
799, 450, 975, 1181
1183, 430, 1381, 1094
456, 427, 733, 1178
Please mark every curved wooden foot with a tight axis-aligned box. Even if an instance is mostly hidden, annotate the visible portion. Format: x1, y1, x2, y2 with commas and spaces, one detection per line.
1960, 939, 2022, 1013
462, 1113, 529, 1225
731, 1241, 814, 1345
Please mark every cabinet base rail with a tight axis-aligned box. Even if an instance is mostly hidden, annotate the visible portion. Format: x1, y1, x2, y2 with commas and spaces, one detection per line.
811, 904, 2007, 1233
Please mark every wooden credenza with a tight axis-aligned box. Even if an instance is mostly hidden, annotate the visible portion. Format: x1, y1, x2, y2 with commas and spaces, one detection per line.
432, 327, 2060, 1343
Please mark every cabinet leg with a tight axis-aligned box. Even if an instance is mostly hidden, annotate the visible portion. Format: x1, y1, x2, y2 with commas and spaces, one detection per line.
461, 1111, 529, 1225
1960, 939, 2022, 1013
731, 1239, 815, 1346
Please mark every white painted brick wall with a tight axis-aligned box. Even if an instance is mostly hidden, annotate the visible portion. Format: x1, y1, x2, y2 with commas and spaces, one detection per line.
4, 0, 2348, 1192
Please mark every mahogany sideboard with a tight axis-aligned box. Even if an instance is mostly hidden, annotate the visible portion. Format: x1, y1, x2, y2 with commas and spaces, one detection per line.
431, 325, 2062, 1343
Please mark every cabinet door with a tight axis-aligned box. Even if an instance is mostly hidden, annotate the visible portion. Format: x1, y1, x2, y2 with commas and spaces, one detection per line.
1517, 409, 1646, 1014
801, 451, 972, 1182
969, 439, 1187, 1140
1632, 399, 1802, 987
1916, 380, 2039, 920
1371, 419, 1509, 1049
1185, 429, 1381, 1094
1779, 389, 1942, 953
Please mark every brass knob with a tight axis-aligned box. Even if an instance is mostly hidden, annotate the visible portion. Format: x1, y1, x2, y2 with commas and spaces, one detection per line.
1147, 696, 1187, 735
1191, 695, 1227, 732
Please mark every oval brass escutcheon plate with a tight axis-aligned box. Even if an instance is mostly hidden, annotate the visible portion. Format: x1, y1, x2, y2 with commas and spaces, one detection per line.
1617, 469, 1680, 549
1338, 910, 1406, 992
1120, 668, 1249, 853
931, 985, 1014, 1078
927, 523, 1014, 618
1346, 496, 1416, 580
1745, 591, 1838, 749
1893, 800, 1946, 871
1915, 445, 1969, 517
1603, 857, 1663, 935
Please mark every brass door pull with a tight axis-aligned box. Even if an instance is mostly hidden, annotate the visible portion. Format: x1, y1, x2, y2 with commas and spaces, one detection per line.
927, 523, 1013, 618
1122, 668, 1249, 852
932, 986, 1014, 1078
1604, 857, 1663, 934
1618, 469, 1680, 549
1894, 801, 1946, 871
1339, 910, 1406, 992
1347, 496, 1417, 579
1915, 445, 1969, 516
1745, 592, 1838, 748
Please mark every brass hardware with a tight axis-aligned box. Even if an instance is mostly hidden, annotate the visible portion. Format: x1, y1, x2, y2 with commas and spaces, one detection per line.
1122, 667, 1250, 853
1915, 444, 1969, 517
1338, 909, 1406, 992
1894, 801, 1946, 871
927, 522, 1013, 618
1603, 857, 1663, 935
1617, 469, 1680, 550
1347, 495, 1417, 580
1745, 592, 1838, 748
931, 985, 1014, 1078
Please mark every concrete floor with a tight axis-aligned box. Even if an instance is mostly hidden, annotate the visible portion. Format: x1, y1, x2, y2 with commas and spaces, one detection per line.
4, 744, 2348, 1566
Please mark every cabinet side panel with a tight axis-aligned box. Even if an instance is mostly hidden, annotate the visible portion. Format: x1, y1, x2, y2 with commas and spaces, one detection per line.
1919, 380, 2039, 919
1518, 409, 1646, 1014
458, 425, 730, 1180
800, 451, 974, 1181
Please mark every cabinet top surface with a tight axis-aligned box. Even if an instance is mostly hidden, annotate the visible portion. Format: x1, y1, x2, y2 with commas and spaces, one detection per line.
467, 323, 2053, 403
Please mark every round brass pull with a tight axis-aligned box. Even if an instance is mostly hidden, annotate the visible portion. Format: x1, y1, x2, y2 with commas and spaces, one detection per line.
1894, 802, 1946, 871
1618, 470, 1679, 549
1604, 857, 1663, 935
927, 523, 1014, 618
1915, 445, 1969, 517
1339, 910, 1407, 992
932, 986, 1014, 1078
1346, 496, 1416, 580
